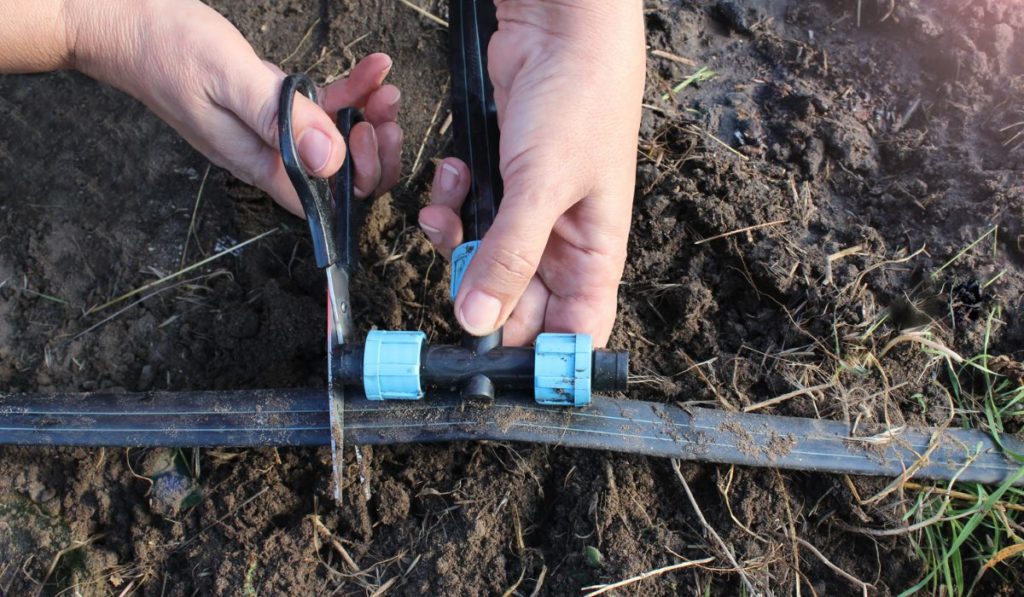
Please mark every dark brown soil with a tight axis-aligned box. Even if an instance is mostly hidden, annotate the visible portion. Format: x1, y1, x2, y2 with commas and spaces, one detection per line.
1, 0, 1022, 594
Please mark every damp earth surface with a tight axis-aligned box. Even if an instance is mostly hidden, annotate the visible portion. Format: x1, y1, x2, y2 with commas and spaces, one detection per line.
1, 0, 1023, 594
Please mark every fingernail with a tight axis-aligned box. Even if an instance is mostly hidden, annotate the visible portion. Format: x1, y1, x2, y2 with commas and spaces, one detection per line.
458, 289, 502, 335
298, 129, 332, 173
385, 87, 401, 106
419, 220, 442, 245
440, 163, 459, 193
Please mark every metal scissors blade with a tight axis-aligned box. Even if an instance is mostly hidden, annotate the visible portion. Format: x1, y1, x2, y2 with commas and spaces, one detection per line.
325, 264, 352, 502
279, 74, 361, 505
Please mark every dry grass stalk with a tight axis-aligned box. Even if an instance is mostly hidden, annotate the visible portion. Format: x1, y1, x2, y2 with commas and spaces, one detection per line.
180, 163, 212, 267
529, 565, 547, 597
581, 556, 716, 597
796, 538, 871, 596
743, 381, 834, 413
902, 481, 1024, 513
87, 228, 277, 314
311, 516, 361, 572
650, 48, 697, 66
694, 220, 789, 246
280, 18, 321, 65
880, 330, 964, 364
671, 460, 758, 594
407, 81, 449, 185
398, 0, 448, 27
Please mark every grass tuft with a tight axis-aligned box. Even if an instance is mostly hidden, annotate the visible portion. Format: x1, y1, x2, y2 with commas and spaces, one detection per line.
661, 66, 717, 102
899, 307, 1024, 596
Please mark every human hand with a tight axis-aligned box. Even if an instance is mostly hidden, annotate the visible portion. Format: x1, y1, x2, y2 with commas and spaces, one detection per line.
66, 0, 402, 212
418, 0, 645, 347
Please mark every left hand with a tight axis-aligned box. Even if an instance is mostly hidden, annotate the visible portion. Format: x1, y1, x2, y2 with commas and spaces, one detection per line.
66, 0, 403, 211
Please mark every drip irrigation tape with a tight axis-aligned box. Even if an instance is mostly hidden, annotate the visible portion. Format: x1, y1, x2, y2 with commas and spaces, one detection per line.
0, 389, 1020, 486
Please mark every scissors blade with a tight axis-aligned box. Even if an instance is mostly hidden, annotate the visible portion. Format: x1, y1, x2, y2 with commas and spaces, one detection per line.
325, 264, 351, 504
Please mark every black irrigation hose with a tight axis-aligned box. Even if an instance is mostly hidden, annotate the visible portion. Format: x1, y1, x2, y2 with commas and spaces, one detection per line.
0, 389, 1021, 486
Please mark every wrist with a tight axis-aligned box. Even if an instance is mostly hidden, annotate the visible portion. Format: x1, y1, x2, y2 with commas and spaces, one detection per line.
61, 0, 144, 84
496, 0, 643, 43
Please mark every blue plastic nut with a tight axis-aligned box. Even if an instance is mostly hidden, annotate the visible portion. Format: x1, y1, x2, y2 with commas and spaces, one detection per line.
363, 330, 426, 400
450, 241, 480, 300
534, 333, 593, 407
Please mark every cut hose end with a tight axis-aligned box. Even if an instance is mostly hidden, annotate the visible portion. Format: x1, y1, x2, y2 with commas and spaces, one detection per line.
593, 349, 629, 393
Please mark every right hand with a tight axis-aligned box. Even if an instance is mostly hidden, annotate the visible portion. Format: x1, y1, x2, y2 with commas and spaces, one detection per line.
418, 0, 645, 346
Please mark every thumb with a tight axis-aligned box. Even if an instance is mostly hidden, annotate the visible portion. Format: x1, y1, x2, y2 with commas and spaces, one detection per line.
217, 59, 347, 178
454, 187, 561, 337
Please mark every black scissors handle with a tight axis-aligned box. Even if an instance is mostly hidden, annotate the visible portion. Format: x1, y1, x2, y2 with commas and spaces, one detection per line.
278, 74, 363, 271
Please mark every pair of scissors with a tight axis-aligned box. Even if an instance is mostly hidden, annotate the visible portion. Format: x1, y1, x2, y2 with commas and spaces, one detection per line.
278, 74, 364, 503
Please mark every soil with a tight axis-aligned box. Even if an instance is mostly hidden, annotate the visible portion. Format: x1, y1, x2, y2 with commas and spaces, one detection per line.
1, 0, 1023, 594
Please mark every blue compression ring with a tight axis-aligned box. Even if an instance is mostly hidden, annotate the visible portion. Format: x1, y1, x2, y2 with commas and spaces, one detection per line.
450, 241, 480, 300
534, 333, 593, 407
363, 330, 426, 400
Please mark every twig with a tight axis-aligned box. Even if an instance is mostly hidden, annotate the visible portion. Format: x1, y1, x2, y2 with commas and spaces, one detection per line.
796, 538, 870, 596
501, 566, 527, 597
311, 516, 361, 572
743, 382, 834, 413
694, 219, 787, 245
398, 0, 448, 27
581, 557, 715, 597
87, 228, 278, 314
671, 460, 758, 594
180, 163, 212, 268
827, 244, 866, 263
824, 244, 865, 285
650, 49, 696, 66
369, 577, 397, 597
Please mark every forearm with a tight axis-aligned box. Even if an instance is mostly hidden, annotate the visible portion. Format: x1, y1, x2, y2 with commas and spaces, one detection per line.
0, 0, 75, 72
0, 0, 141, 79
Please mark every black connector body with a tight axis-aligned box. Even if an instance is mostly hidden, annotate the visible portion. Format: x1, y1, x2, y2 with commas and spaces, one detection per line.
332, 343, 629, 396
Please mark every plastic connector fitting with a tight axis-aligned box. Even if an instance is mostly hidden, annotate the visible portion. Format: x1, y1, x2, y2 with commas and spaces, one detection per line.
449, 241, 480, 300
363, 330, 426, 400
534, 333, 593, 407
